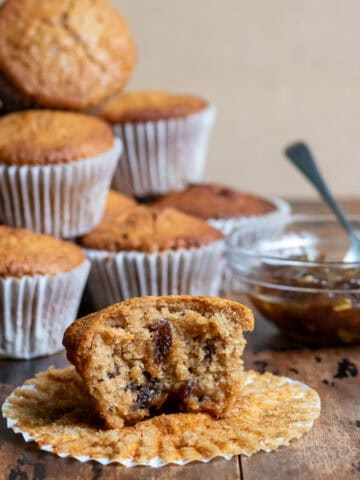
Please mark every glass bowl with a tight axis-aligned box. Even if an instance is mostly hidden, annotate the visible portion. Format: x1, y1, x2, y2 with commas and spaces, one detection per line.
226, 214, 360, 346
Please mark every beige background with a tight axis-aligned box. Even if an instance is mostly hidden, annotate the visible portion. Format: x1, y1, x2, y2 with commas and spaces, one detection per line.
113, 0, 359, 198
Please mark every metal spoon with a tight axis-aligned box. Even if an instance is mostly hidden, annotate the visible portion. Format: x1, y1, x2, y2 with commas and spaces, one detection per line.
284, 141, 360, 262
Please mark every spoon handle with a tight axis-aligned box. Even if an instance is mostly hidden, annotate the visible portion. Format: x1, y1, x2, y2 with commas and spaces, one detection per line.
285, 142, 355, 236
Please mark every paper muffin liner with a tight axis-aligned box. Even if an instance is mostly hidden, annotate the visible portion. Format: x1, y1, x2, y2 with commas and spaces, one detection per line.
211, 197, 291, 292
111, 106, 216, 197
83, 240, 225, 310
2, 367, 321, 467
0, 139, 122, 238
0, 261, 90, 359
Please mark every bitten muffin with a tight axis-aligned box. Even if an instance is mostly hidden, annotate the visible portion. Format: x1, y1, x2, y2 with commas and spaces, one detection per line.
154, 183, 290, 236
0, 226, 90, 358
63, 296, 254, 428
94, 90, 215, 198
79, 206, 225, 308
0, 0, 137, 112
0, 110, 121, 237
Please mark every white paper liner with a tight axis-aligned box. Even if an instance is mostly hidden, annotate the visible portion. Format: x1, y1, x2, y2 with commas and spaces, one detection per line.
83, 240, 225, 310
1, 370, 321, 468
0, 260, 90, 359
111, 106, 216, 197
0, 139, 122, 238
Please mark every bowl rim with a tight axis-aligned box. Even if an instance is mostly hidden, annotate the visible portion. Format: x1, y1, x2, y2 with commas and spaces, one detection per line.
227, 213, 360, 268
229, 274, 360, 294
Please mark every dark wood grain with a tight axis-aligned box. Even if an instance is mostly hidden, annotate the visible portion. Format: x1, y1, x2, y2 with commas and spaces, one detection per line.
242, 319, 360, 480
0, 199, 359, 480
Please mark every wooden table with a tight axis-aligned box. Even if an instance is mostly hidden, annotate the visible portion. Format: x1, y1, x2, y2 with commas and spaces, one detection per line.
0, 199, 359, 480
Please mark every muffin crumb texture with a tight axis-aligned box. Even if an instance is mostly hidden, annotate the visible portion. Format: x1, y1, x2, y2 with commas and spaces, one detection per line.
96, 90, 209, 123
0, 226, 85, 277
0, 0, 137, 109
63, 296, 254, 428
155, 183, 277, 219
0, 110, 114, 165
80, 206, 223, 252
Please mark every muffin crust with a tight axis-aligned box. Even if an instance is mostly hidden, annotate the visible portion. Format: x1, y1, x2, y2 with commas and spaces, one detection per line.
103, 191, 137, 220
96, 90, 209, 123
0, 226, 85, 277
80, 206, 223, 253
0, 0, 137, 110
154, 183, 277, 220
0, 110, 114, 165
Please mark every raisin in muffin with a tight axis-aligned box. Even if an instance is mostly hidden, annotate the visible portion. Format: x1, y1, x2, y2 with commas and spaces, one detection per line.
0, 0, 136, 112
79, 206, 225, 308
154, 183, 290, 236
0, 226, 90, 358
63, 296, 254, 428
0, 110, 121, 237
94, 90, 215, 198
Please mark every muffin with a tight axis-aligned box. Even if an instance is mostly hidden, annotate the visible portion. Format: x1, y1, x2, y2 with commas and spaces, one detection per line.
0, 226, 90, 359
154, 183, 291, 236
103, 190, 137, 221
63, 295, 254, 428
95, 90, 215, 198
0, 0, 137, 113
0, 110, 122, 237
79, 206, 225, 309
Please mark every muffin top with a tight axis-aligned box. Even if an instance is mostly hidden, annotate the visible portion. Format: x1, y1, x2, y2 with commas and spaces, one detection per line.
103, 191, 137, 220
0, 110, 114, 165
154, 184, 277, 220
0, 0, 137, 110
96, 90, 209, 123
80, 206, 223, 253
0, 226, 85, 277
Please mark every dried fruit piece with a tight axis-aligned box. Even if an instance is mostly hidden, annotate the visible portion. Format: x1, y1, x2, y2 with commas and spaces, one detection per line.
150, 319, 172, 364
176, 380, 203, 404
107, 366, 119, 379
203, 340, 216, 360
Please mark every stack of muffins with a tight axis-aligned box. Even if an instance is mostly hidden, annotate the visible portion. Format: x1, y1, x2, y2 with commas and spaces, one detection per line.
0, 0, 289, 359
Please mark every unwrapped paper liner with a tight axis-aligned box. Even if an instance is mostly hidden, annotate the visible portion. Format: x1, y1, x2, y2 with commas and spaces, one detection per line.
2, 368, 321, 468
0, 139, 122, 238
0, 260, 90, 359
84, 240, 225, 310
111, 106, 215, 197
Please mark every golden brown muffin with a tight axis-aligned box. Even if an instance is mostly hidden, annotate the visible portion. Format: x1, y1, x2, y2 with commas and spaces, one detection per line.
0, 110, 114, 165
0, 0, 137, 111
96, 90, 209, 123
0, 226, 85, 277
63, 295, 254, 428
80, 206, 223, 253
103, 191, 137, 220
154, 183, 277, 220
